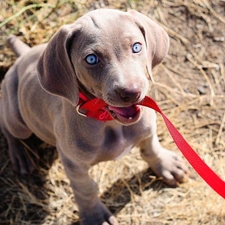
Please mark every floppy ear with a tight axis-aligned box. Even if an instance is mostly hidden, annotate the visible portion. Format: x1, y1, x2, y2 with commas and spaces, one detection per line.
128, 10, 170, 81
37, 24, 82, 106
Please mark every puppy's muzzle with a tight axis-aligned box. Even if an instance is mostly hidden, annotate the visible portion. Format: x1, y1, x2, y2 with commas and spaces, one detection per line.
116, 87, 141, 104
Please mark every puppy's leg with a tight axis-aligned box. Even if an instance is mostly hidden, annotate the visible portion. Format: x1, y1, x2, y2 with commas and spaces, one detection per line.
139, 116, 188, 186
1, 127, 36, 175
0, 71, 36, 174
59, 150, 118, 225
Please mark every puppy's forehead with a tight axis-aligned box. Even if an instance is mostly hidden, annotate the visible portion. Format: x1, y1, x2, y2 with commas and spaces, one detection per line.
77, 9, 140, 37
87, 10, 127, 25
71, 9, 146, 59
83, 9, 128, 23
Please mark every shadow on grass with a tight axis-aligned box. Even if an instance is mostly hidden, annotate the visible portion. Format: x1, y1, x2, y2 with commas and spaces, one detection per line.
71, 168, 167, 225
0, 132, 58, 225
101, 168, 167, 216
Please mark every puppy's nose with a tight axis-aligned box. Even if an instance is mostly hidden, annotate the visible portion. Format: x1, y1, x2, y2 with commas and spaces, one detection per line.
118, 88, 141, 103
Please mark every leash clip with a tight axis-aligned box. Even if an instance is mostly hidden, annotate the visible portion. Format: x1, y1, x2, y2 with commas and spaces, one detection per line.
76, 104, 87, 117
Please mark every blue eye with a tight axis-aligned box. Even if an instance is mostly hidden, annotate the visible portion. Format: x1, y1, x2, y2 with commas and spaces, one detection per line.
85, 54, 99, 65
132, 43, 142, 53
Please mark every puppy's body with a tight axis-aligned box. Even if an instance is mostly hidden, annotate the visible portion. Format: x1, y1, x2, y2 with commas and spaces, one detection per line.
2, 43, 153, 160
1, 9, 188, 225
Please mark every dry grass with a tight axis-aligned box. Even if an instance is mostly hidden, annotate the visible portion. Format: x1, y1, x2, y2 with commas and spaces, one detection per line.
0, 0, 225, 224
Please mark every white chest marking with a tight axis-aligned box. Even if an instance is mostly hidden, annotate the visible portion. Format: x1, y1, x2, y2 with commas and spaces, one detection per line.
115, 144, 133, 160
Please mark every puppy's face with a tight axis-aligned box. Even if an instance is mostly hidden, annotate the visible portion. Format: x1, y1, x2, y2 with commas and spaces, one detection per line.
38, 9, 169, 125
70, 11, 149, 124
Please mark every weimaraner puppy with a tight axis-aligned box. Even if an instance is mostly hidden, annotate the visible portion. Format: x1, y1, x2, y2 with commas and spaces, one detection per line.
0, 9, 188, 225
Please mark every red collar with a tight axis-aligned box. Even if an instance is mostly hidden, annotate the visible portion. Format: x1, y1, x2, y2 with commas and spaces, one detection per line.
76, 91, 225, 199
76, 92, 113, 121
76, 91, 156, 122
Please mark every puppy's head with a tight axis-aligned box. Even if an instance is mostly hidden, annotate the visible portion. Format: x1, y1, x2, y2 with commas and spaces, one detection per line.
37, 9, 169, 125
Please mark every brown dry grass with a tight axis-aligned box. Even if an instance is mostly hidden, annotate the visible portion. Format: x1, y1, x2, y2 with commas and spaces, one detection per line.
0, 0, 225, 224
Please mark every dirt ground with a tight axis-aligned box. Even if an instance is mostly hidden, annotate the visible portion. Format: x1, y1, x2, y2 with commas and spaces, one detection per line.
0, 0, 225, 224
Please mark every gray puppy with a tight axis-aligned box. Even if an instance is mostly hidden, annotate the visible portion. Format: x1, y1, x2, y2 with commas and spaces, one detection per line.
0, 9, 188, 225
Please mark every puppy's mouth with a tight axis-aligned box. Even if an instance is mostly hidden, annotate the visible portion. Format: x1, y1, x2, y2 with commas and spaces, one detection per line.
106, 105, 141, 124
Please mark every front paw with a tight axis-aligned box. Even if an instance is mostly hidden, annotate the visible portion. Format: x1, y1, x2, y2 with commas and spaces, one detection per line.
79, 201, 118, 225
146, 148, 189, 186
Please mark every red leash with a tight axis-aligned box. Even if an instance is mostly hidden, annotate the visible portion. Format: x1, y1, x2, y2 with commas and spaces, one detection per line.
141, 96, 225, 199
78, 93, 225, 198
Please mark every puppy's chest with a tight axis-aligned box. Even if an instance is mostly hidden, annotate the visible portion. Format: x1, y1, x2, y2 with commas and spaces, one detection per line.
102, 124, 149, 159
